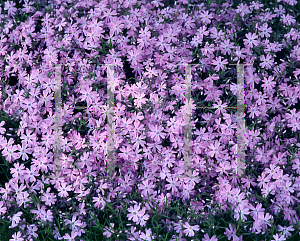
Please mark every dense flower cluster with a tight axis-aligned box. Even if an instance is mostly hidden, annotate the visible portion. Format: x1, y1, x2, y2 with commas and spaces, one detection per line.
0, 0, 300, 240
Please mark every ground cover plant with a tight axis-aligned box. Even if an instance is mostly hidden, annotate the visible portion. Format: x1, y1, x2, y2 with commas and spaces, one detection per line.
0, 0, 300, 240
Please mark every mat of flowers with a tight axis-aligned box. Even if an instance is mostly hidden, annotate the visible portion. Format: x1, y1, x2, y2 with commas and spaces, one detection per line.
0, 0, 300, 240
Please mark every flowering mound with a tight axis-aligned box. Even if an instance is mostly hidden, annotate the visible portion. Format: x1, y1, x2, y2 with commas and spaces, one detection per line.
0, 0, 300, 240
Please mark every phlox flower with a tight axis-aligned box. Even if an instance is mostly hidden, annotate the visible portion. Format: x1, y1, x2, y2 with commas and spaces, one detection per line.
137, 35, 151, 49
274, 4, 286, 17
0, 121, 5, 134
118, 173, 135, 192
257, 172, 272, 189
212, 100, 228, 115
233, 46, 248, 62
219, 39, 235, 55
293, 68, 300, 78
0, 200, 7, 215
208, 141, 222, 158
42, 46, 58, 64
224, 223, 237, 240
119, 145, 135, 161
250, 1, 263, 10
271, 233, 286, 241
234, 204, 250, 222
18, 140, 33, 161
57, 182, 73, 198
273, 169, 289, 185
183, 222, 199, 237
283, 206, 298, 223
236, 3, 251, 17
278, 225, 294, 238
16, 191, 31, 207
173, 222, 184, 238
252, 219, 263, 234
120, 117, 134, 135
260, 54, 274, 69
292, 158, 300, 174
151, 0, 164, 7
202, 233, 218, 241
211, 56, 228, 72
9, 211, 23, 228
9, 231, 24, 241
201, 43, 215, 56
127, 226, 140, 241
93, 195, 106, 209
29, 204, 43, 221
191, 34, 203, 47
53, 226, 64, 240
216, 161, 231, 175
264, 164, 280, 178
40, 209, 53, 223
284, 108, 300, 122
128, 48, 142, 66
297, 49, 300, 60
229, 234, 241, 241
103, 223, 115, 238
0, 182, 11, 200
27, 224, 38, 239
243, 33, 259, 48
261, 182, 275, 198
144, 67, 158, 78
127, 204, 143, 223
182, 181, 195, 201
259, 212, 273, 228
169, 236, 186, 241
10, 182, 26, 200
165, 177, 179, 193
148, 124, 166, 142
2, 143, 21, 163
4, 1, 17, 17
139, 228, 156, 241
10, 162, 26, 179
287, 119, 300, 132
79, 84, 93, 103
280, 180, 294, 194
258, 23, 272, 38
134, 92, 147, 108
139, 179, 155, 197
133, 82, 148, 96
31, 156, 48, 172
200, 10, 213, 24
249, 203, 265, 220
65, 214, 83, 230
25, 165, 39, 183
210, 27, 224, 41
184, 98, 196, 116
281, 14, 296, 26
136, 208, 150, 226
63, 231, 78, 241
164, 28, 178, 44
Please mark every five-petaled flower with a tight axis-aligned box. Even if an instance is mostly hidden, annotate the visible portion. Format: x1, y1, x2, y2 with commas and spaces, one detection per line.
9, 231, 24, 241
260, 54, 274, 69
127, 204, 144, 223
258, 23, 272, 38
57, 182, 73, 198
211, 56, 228, 72
2, 142, 21, 163
144, 67, 158, 78
148, 124, 166, 142
244, 33, 259, 48
183, 222, 200, 237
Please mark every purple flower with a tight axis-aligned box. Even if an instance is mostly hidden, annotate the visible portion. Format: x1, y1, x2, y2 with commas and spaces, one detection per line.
9, 231, 24, 241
